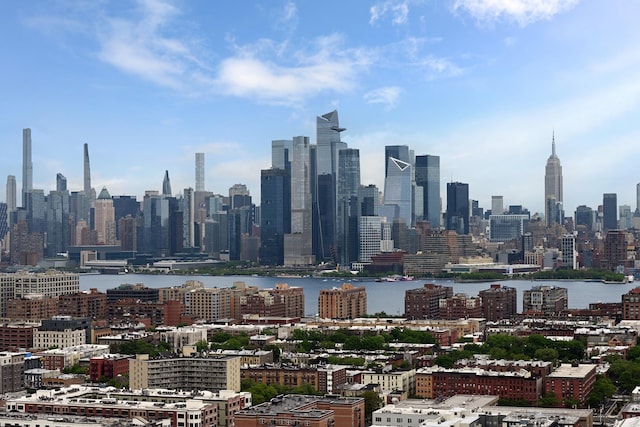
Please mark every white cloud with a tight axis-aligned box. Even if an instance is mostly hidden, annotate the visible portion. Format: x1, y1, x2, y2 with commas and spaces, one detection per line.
273, 1, 299, 31
364, 86, 402, 109
370, 0, 411, 26
216, 34, 375, 105
452, 0, 579, 26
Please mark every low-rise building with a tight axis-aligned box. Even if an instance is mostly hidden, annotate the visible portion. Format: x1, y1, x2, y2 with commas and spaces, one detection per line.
544, 363, 597, 406
234, 394, 364, 427
129, 354, 241, 392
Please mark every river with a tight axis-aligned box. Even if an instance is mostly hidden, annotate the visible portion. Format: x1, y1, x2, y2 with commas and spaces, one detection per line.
79, 274, 639, 317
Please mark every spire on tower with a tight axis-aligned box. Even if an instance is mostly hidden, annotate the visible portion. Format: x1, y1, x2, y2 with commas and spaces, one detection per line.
162, 170, 172, 196
551, 131, 556, 157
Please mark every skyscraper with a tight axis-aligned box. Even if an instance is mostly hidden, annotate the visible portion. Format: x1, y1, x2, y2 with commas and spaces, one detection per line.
315, 110, 347, 262
446, 182, 469, 235
260, 168, 290, 266
94, 187, 116, 245
544, 133, 563, 226
603, 193, 618, 231
636, 183, 640, 214
162, 170, 172, 196
382, 156, 412, 227
415, 155, 440, 228
22, 128, 33, 208
284, 136, 315, 266
337, 148, 361, 267
6, 175, 16, 215
491, 196, 504, 215
81, 142, 95, 223
195, 153, 205, 192
56, 173, 67, 192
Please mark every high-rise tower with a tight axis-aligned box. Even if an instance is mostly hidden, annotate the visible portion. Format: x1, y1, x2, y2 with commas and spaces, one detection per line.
382, 156, 412, 227
603, 193, 618, 231
415, 155, 440, 228
82, 143, 94, 222
22, 128, 33, 208
195, 153, 205, 192
544, 133, 563, 226
446, 182, 469, 235
162, 170, 172, 196
6, 175, 16, 215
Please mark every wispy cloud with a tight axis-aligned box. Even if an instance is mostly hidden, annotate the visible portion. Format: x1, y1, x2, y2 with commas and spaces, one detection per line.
95, 0, 204, 91
273, 0, 299, 32
452, 0, 579, 27
216, 33, 375, 105
364, 86, 402, 109
370, 0, 412, 26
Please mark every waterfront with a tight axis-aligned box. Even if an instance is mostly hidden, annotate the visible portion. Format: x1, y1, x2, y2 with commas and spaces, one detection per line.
80, 274, 639, 317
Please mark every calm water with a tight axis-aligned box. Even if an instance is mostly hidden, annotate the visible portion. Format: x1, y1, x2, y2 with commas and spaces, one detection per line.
80, 274, 639, 317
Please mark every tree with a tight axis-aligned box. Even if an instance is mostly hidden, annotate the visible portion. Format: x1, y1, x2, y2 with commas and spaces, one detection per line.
362, 391, 383, 425
587, 376, 616, 408
534, 347, 559, 362
196, 339, 210, 352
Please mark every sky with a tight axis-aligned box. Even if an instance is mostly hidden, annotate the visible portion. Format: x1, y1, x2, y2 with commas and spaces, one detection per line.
1, 0, 640, 217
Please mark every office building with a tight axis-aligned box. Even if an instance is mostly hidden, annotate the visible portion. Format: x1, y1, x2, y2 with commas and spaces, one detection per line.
602, 229, 633, 271
415, 154, 440, 228
446, 182, 469, 235
479, 284, 517, 321
603, 193, 618, 232
260, 168, 290, 265
82, 143, 93, 222
33, 316, 91, 350
489, 214, 529, 242
315, 110, 347, 261
382, 154, 412, 227
561, 234, 577, 269
284, 136, 315, 266
337, 148, 361, 267
574, 205, 595, 231
129, 353, 241, 392
358, 216, 383, 263
6, 175, 17, 216
318, 283, 367, 319
94, 187, 116, 245
195, 152, 205, 191
491, 195, 504, 215
544, 134, 563, 226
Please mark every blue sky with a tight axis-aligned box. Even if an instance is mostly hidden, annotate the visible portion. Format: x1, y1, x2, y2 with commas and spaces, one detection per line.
1, 0, 640, 216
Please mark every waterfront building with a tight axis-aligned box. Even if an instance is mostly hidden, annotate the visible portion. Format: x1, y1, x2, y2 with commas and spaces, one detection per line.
106, 283, 159, 303
561, 234, 578, 269
522, 285, 568, 315
336, 148, 361, 267
438, 293, 482, 320
10, 270, 79, 299
602, 229, 634, 271
478, 284, 517, 322
129, 353, 241, 392
318, 283, 367, 319
622, 287, 640, 320
405, 284, 454, 320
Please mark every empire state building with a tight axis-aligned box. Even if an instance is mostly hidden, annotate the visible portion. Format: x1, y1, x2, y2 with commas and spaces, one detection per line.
544, 133, 563, 226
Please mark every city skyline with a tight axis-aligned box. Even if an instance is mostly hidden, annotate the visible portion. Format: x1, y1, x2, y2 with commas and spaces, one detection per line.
2, 1, 640, 214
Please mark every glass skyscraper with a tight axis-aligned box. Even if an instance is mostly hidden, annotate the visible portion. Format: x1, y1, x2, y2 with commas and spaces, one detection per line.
415, 154, 440, 228
382, 156, 412, 227
446, 182, 469, 235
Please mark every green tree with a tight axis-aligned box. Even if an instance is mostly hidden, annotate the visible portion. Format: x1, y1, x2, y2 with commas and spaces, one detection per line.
587, 376, 617, 408
534, 347, 559, 362
196, 339, 210, 352
362, 391, 383, 425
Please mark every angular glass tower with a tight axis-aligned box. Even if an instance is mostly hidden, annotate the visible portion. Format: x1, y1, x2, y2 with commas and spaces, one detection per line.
22, 128, 32, 208
337, 148, 361, 266
382, 156, 412, 227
